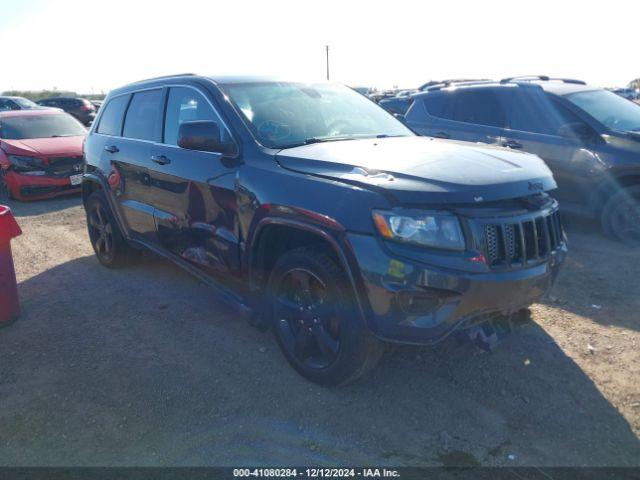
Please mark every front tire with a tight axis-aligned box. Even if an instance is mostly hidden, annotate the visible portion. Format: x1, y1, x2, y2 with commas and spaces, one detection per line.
85, 190, 136, 268
601, 186, 640, 246
267, 247, 384, 386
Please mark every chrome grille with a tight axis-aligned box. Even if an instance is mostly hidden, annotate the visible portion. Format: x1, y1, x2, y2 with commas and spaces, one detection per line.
485, 225, 498, 262
483, 210, 563, 267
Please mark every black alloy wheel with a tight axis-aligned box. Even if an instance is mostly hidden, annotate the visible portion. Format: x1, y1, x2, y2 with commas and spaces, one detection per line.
88, 202, 115, 262
268, 247, 384, 386
85, 190, 136, 268
273, 268, 341, 369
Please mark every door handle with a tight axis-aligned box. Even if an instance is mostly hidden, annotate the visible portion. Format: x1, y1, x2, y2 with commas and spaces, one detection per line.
104, 145, 119, 154
151, 155, 171, 165
502, 140, 523, 149
433, 131, 450, 139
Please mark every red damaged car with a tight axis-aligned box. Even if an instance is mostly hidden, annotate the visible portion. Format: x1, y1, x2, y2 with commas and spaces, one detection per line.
0, 109, 87, 201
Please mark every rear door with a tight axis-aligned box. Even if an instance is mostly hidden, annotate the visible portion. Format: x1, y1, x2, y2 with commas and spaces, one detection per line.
147, 85, 242, 277
108, 88, 164, 241
406, 88, 506, 146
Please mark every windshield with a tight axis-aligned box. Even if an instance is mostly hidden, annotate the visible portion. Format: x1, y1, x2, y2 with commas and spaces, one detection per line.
13, 97, 39, 108
220, 82, 413, 148
566, 89, 640, 132
0, 114, 87, 139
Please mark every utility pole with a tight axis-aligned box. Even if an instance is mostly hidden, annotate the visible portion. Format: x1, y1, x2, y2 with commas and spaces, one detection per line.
325, 45, 330, 81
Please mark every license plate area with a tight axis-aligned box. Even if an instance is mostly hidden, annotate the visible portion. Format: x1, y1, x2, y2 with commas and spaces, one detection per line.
69, 174, 83, 186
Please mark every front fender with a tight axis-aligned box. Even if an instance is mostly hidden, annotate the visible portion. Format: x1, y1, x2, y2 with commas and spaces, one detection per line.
245, 213, 375, 332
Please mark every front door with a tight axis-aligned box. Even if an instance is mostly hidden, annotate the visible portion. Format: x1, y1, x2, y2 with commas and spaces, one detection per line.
147, 85, 242, 278
498, 89, 601, 204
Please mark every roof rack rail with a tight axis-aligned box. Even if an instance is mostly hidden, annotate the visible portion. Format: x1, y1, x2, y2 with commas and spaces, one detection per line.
130, 73, 197, 84
500, 75, 586, 85
425, 78, 493, 91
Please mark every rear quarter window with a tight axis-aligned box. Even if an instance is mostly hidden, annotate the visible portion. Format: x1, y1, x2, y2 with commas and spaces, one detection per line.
422, 93, 452, 118
96, 95, 130, 136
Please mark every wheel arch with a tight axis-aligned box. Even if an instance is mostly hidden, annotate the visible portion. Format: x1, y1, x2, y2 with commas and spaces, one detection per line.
81, 173, 129, 239
81, 175, 103, 205
247, 217, 369, 321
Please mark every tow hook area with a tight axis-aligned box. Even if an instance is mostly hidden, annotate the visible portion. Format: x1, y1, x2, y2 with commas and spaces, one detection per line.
458, 308, 532, 351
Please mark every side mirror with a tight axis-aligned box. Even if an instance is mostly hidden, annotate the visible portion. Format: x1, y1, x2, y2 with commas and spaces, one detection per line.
558, 122, 598, 143
177, 120, 234, 154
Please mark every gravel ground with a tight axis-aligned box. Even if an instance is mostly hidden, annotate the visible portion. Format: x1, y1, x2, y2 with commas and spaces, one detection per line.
0, 196, 638, 467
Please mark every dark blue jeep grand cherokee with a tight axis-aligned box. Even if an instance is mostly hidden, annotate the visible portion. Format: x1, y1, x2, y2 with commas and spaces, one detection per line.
82, 74, 567, 385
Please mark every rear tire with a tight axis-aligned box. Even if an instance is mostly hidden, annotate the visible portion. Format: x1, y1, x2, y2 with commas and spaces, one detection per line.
267, 247, 384, 386
85, 190, 137, 268
601, 186, 640, 246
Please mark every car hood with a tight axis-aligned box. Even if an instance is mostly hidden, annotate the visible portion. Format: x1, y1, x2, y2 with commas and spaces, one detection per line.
1, 136, 85, 159
276, 136, 556, 204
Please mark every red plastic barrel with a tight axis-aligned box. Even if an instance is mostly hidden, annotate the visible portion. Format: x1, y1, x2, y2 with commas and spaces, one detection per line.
0, 205, 22, 326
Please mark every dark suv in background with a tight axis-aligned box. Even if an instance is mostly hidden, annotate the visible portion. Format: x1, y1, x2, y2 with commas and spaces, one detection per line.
404, 76, 640, 244
37, 97, 96, 126
82, 74, 566, 385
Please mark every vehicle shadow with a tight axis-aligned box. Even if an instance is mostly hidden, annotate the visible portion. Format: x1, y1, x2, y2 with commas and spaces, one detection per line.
540, 214, 640, 332
3, 195, 82, 218
1, 254, 638, 466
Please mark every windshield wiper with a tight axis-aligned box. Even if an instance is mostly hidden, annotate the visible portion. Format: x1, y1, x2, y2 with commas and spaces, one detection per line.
279, 134, 409, 149
303, 136, 358, 145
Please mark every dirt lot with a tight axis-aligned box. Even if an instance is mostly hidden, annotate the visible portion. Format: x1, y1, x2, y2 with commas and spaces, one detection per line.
0, 196, 638, 467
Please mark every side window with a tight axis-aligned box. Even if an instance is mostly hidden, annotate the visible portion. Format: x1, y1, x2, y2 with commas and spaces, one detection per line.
163, 87, 231, 146
96, 95, 130, 136
123, 89, 162, 141
422, 93, 455, 119
547, 96, 588, 129
451, 89, 506, 128
0, 100, 11, 110
501, 90, 557, 135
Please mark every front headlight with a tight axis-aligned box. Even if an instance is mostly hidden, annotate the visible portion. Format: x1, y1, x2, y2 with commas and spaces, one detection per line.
372, 210, 465, 250
7, 155, 45, 172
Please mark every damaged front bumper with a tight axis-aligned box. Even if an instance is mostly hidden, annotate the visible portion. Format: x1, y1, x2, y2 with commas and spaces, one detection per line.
347, 231, 567, 346
4, 171, 82, 201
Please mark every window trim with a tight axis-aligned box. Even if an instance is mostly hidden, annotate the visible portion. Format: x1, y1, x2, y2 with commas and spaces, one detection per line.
93, 83, 238, 156
161, 84, 234, 149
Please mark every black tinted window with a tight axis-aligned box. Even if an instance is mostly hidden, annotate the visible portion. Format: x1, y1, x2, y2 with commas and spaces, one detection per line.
164, 87, 230, 146
123, 90, 162, 141
422, 93, 453, 118
97, 95, 130, 136
451, 89, 506, 128
501, 90, 556, 135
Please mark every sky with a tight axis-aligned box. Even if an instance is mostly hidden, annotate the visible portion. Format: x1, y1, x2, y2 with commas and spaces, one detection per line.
0, 0, 638, 94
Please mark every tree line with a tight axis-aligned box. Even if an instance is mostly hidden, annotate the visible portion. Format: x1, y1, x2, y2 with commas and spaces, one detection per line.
1, 90, 106, 101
